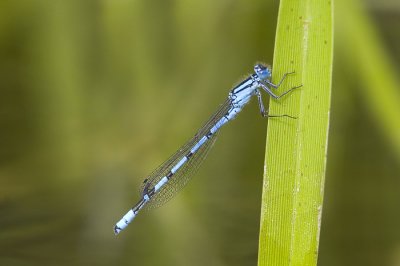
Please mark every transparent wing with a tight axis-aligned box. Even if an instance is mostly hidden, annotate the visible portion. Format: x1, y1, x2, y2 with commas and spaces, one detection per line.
139, 98, 232, 209
144, 132, 218, 209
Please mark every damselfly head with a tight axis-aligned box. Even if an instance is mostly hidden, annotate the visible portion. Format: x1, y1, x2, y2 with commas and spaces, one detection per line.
254, 63, 271, 80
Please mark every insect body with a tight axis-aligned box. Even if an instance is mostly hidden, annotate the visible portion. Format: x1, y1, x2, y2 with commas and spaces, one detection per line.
114, 63, 300, 235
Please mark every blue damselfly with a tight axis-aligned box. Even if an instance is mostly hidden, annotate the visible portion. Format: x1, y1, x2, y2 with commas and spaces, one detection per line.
114, 63, 301, 234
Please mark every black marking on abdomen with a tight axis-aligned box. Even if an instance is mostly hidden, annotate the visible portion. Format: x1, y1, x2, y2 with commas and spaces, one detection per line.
166, 171, 173, 179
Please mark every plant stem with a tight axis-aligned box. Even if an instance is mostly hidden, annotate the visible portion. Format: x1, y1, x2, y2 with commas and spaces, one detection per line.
258, 0, 333, 265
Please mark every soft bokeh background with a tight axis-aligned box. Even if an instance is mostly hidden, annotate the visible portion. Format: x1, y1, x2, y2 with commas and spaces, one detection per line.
0, 0, 399, 265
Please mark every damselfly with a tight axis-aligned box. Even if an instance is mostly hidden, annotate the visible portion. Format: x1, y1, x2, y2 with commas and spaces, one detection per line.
114, 63, 301, 234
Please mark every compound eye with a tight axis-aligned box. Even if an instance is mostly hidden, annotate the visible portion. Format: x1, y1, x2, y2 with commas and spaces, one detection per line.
254, 64, 271, 80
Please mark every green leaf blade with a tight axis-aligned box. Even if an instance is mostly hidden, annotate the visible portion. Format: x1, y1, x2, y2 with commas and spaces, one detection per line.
258, 0, 333, 265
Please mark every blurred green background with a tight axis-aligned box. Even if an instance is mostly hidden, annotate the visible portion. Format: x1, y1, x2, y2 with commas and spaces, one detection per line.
0, 0, 399, 265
